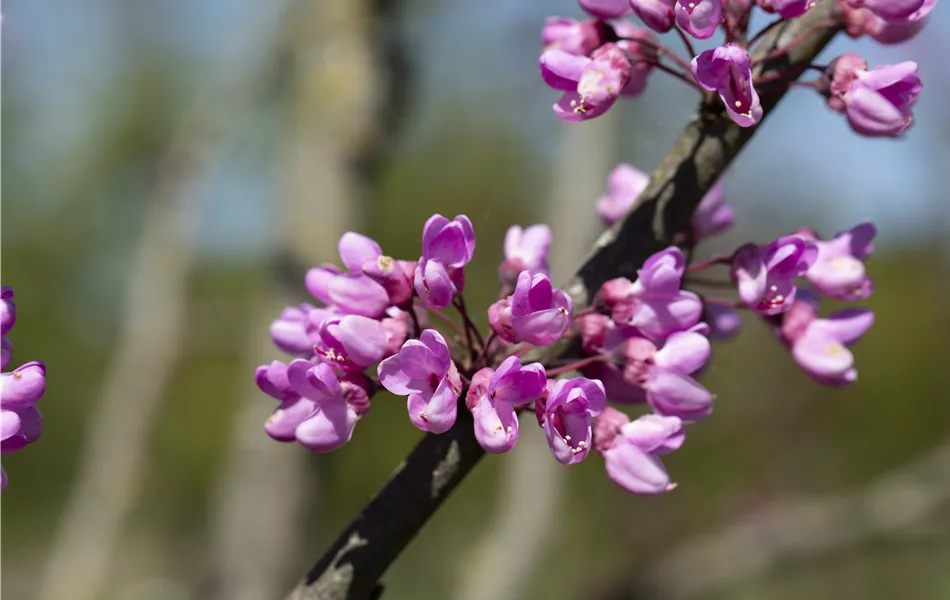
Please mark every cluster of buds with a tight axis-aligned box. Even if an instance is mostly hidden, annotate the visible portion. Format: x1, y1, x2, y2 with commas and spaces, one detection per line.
256, 182, 876, 496
1, 287, 48, 491
539, 0, 930, 137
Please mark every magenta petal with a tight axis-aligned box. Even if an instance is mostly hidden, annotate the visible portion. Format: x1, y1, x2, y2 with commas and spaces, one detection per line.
792, 328, 854, 379
304, 265, 340, 305
378, 354, 412, 395
1, 409, 21, 441
654, 330, 710, 375
540, 49, 590, 91
419, 329, 452, 373
336, 316, 387, 367
630, 291, 703, 340
338, 232, 382, 272
647, 369, 713, 422
327, 274, 390, 318
637, 247, 686, 294
265, 397, 317, 442
425, 376, 459, 434
422, 214, 451, 253
675, 0, 722, 40
0, 362, 46, 410
579, 0, 634, 18
472, 397, 520, 453
295, 400, 359, 452
1, 336, 11, 371
604, 441, 675, 495
621, 414, 685, 454
414, 259, 456, 309
811, 308, 874, 345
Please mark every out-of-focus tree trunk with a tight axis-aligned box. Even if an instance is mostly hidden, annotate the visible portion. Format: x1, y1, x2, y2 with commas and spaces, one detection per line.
206, 2, 406, 599
35, 126, 203, 600
456, 113, 619, 600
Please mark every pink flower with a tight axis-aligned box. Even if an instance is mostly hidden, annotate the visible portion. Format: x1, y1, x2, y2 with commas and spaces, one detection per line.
579, 0, 634, 19
269, 303, 334, 356
594, 408, 684, 495
756, 0, 815, 18
801, 222, 875, 300
824, 53, 869, 113
378, 330, 463, 433
363, 256, 415, 307
867, 0, 935, 45
466, 357, 547, 453
541, 17, 608, 56
488, 297, 518, 343
541, 43, 633, 122
675, 0, 723, 39
597, 247, 703, 340
257, 359, 369, 452
779, 294, 874, 386
613, 22, 658, 97
846, 0, 925, 20
1, 286, 15, 335
540, 377, 606, 464
509, 271, 574, 346
842, 62, 922, 138
596, 163, 650, 226
499, 224, 552, 286
731, 235, 817, 315
691, 179, 733, 240
630, 0, 677, 33
305, 232, 391, 318
314, 315, 388, 374
691, 44, 763, 127
414, 214, 475, 308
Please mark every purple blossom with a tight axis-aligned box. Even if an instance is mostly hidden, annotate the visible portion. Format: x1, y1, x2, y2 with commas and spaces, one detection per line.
675, 0, 723, 40
363, 256, 416, 307
269, 303, 334, 356
598, 247, 703, 340
596, 163, 649, 227
779, 295, 874, 386
305, 232, 391, 318
867, 0, 935, 45
594, 408, 684, 495
731, 235, 817, 315
824, 53, 869, 113
630, 0, 677, 33
578, 0, 634, 19
541, 43, 632, 122
540, 377, 606, 464
378, 329, 463, 434
801, 222, 876, 300
314, 315, 388, 374
414, 214, 475, 308
846, 0, 925, 20
842, 62, 922, 138
499, 224, 552, 286
756, 0, 815, 18
466, 357, 547, 453
1, 359, 47, 490
488, 297, 518, 343
691, 179, 733, 241
257, 359, 369, 452
541, 17, 608, 56
704, 304, 742, 340
691, 44, 763, 127
509, 271, 574, 346
1, 286, 15, 335
612, 22, 658, 97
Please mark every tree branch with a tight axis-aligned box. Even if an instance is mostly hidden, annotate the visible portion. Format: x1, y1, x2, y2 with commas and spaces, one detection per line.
284, 3, 840, 599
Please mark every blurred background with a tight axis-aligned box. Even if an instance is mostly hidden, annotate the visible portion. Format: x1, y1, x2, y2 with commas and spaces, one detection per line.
2, 1, 950, 599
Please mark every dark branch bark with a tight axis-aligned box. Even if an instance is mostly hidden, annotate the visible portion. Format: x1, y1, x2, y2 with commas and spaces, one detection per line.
284, 4, 840, 599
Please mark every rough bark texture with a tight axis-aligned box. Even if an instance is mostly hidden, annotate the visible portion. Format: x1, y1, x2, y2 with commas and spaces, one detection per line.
285, 4, 840, 599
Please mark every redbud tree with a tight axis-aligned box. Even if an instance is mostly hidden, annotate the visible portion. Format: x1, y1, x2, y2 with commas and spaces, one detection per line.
272, 1, 929, 598
1, 1, 932, 598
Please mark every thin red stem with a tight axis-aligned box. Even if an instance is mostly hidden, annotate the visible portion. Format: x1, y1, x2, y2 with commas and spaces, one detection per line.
702, 296, 745, 309
673, 26, 696, 60
473, 331, 498, 371
425, 306, 466, 340
748, 17, 784, 47
544, 355, 608, 378
688, 254, 733, 272
454, 296, 485, 349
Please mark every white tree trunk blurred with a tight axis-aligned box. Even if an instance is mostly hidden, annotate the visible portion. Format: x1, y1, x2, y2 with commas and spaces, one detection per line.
206, 2, 397, 599
456, 113, 619, 600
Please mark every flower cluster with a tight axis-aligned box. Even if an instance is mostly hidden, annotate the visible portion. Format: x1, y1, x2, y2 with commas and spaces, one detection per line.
539, 0, 930, 137
1, 287, 48, 491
